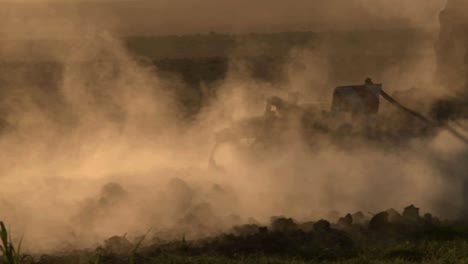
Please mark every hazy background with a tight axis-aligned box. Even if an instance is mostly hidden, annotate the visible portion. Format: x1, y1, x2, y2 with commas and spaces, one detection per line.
0, 0, 446, 37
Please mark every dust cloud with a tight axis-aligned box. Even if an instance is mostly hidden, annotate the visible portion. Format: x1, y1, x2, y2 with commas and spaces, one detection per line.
0, 0, 467, 254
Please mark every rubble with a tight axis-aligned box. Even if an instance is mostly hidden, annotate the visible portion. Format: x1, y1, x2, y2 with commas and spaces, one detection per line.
232, 224, 262, 237
298, 221, 315, 232
313, 220, 331, 232
337, 213, 353, 228
386, 208, 405, 224
351, 211, 367, 225
270, 217, 298, 233
368, 211, 389, 231
403, 204, 421, 222
73, 204, 465, 263
102, 235, 133, 254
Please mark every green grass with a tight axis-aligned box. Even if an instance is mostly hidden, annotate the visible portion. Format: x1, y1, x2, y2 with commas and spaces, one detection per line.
4, 220, 468, 264
90, 254, 101, 264
0, 221, 24, 264
34, 240, 468, 264
129, 228, 151, 264
132, 239, 468, 263
110, 251, 468, 264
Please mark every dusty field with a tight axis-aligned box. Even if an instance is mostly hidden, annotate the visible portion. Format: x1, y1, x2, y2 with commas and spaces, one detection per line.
5, 205, 468, 264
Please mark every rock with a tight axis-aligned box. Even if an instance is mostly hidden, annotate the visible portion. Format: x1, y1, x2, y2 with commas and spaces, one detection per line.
337, 213, 353, 227
271, 217, 298, 233
351, 211, 367, 226
232, 224, 261, 237
403, 205, 420, 221
104, 235, 133, 254
259, 226, 269, 234
314, 220, 331, 232
386, 208, 405, 224
299, 221, 316, 232
368, 211, 389, 231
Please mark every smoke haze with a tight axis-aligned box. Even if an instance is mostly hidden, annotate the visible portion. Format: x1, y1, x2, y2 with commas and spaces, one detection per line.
0, 0, 468, 255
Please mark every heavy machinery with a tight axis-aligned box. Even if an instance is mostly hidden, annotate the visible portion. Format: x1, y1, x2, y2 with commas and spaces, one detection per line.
209, 81, 468, 169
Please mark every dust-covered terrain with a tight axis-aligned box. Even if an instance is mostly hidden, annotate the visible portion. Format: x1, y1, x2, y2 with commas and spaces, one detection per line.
34, 205, 468, 264
1, 0, 468, 263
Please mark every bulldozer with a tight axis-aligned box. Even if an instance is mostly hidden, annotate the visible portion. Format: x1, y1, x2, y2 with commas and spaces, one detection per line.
209, 79, 468, 169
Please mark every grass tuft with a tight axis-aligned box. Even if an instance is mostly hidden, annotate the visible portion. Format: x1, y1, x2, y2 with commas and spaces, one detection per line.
0, 221, 24, 264
91, 254, 101, 264
129, 228, 152, 264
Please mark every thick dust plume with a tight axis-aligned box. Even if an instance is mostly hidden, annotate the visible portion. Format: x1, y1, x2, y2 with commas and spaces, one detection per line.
0, 0, 467, 254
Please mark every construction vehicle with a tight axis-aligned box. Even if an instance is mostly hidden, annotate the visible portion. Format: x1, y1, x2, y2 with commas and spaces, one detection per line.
209, 80, 468, 169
